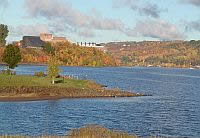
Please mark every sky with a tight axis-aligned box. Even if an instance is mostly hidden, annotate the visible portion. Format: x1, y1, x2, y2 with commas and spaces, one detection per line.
1, 0, 200, 43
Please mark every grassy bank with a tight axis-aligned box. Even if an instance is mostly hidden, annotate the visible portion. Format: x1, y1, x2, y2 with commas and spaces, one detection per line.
0, 125, 171, 138
68, 125, 136, 138
0, 125, 137, 138
0, 74, 145, 101
0, 74, 97, 89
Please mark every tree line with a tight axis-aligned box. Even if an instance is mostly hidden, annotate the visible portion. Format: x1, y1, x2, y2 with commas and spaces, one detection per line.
107, 41, 200, 68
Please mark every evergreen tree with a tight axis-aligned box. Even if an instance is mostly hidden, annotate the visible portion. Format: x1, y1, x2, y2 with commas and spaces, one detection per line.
0, 24, 9, 46
2, 44, 21, 69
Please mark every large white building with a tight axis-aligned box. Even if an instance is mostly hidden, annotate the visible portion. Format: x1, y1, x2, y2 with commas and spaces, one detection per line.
76, 42, 107, 52
77, 42, 104, 48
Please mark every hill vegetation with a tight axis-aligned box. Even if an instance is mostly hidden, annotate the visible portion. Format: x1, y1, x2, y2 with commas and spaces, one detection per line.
53, 42, 116, 66
105, 40, 200, 68
1, 40, 200, 68
0, 41, 117, 67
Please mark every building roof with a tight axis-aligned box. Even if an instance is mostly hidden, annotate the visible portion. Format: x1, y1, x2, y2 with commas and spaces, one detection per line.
53, 37, 66, 40
23, 36, 45, 47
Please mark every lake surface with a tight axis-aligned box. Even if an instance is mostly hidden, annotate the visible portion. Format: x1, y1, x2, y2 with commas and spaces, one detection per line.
0, 65, 200, 137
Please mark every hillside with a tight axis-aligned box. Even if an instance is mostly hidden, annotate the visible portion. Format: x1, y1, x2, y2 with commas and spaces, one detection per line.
0, 42, 117, 67
1, 40, 200, 68
105, 40, 200, 68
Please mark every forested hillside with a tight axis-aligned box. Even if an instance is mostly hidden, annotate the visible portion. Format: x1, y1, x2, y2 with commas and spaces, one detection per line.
0, 42, 117, 67
52, 42, 117, 66
105, 40, 200, 68
1, 40, 200, 68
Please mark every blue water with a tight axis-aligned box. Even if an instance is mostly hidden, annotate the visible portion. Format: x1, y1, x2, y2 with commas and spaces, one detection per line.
0, 65, 200, 137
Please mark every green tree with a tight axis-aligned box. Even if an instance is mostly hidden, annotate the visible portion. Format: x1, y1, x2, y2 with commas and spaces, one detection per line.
47, 56, 60, 84
0, 24, 9, 46
2, 44, 21, 69
121, 56, 131, 64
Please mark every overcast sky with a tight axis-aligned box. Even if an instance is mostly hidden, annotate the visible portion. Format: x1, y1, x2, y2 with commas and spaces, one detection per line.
1, 0, 200, 43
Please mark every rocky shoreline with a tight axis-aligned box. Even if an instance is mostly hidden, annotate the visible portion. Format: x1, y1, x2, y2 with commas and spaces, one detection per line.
0, 86, 148, 102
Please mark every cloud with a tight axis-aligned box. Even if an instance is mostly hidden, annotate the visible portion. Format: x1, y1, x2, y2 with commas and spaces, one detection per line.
78, 29, 96, 38
10, 24, 50, 37
124, 19, 185, 40
22, 0, 183, 40
182, 0, 200, 7
138, 3, 164, 18
186, 20, 200, 32
24, 0, 125, 38
112, 0, 165, 18
24, 0, 90, 28
0, 0, 9, 8
113, 0, 138, 9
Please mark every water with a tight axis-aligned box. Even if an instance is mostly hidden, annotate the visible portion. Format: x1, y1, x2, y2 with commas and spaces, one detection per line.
0, 65, 200, 137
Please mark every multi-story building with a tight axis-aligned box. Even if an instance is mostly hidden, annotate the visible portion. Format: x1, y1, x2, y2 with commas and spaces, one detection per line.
22, 36, 44, 48
22, 33, 70, 48
40, 33, 53, 42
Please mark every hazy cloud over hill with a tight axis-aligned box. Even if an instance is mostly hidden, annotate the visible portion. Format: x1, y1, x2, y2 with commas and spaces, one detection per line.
4, 0, 192, 42
112, 0, 165, 18
138, 3, 165, 18
24, 0, 125, 38
78, 29, 96, 38
10, 24, 50, 37
22, 0, 182, 40
134, 20, 185, 40
187, 20, 200, 32
182, 0, 200, 7
181, 0, 200, 33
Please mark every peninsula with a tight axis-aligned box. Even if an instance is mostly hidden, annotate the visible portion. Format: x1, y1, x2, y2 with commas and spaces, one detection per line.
0, 74, 145, 102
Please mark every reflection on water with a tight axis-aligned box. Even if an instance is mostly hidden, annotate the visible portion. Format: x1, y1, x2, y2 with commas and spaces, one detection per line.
0, 65, 200, 137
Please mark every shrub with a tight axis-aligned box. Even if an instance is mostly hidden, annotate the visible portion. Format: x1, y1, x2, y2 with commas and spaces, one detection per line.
34, 72, 46, 77
68, 125, 136, 138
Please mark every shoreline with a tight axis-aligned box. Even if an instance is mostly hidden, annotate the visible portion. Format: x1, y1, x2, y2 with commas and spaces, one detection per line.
0, 86, 148, 102
0, 94, 144, 102
1, 63, 200, 69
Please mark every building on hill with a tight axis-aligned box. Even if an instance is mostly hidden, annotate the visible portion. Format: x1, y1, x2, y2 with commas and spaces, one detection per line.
52, 37, 68, 44
21, 33, 71, 48
77, 42, 97, 47
22, 36, 45, 48
40, 33, 53, 42
40, 33, 70, 43
77, 42, 105, 48
77, 42, 107, 52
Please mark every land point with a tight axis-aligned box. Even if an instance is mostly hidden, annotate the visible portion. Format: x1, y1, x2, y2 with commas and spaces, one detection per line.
0, 74, 147, 102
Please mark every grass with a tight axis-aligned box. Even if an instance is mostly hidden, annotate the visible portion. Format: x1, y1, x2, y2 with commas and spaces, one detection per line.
0, 125, 171, 138
0, 125, 138, 138
68, 125, 137, 138
0, 73, 139, 101
0, 74, 96, 89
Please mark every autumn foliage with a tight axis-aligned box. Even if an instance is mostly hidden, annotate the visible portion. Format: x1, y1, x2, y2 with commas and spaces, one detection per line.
106, 40, 200, 68
0, 41, 117, 67
54, 42, 116, 66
